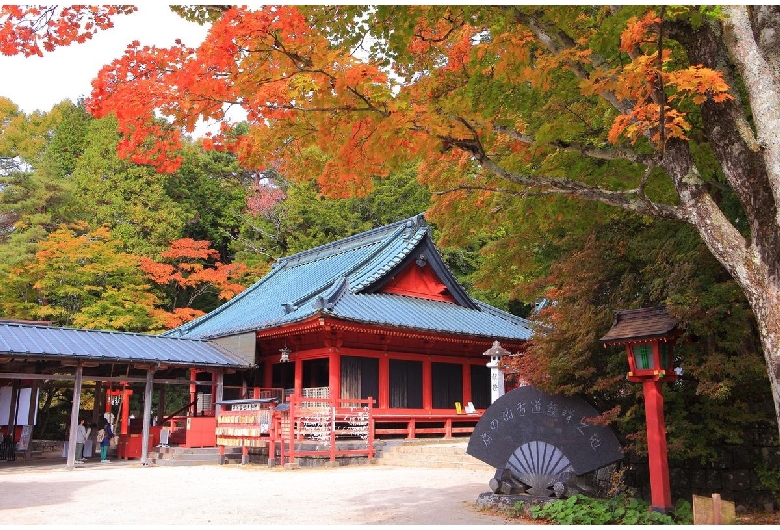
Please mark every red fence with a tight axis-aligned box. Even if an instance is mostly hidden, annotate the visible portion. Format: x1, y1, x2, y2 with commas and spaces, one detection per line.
284, 394, 375, 464
215, 395, 375, 465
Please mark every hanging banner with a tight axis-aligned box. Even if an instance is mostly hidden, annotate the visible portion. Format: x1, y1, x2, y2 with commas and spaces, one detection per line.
0, 387, 39, 425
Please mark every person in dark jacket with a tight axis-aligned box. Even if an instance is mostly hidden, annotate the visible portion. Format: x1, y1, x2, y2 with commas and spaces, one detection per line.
98, 418, 114, 463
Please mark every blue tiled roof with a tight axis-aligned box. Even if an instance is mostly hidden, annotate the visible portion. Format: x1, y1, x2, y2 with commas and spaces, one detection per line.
166, 214, 532, 342
0, 323, 251, 368
325, 292, 531, 340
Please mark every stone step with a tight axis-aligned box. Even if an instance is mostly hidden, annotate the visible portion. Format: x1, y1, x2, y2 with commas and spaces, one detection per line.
373, 440, 493, 471
375, 457, 491, 470
380, 444, 472, 455
149, 445, 246, 466
152, 457, 222, 466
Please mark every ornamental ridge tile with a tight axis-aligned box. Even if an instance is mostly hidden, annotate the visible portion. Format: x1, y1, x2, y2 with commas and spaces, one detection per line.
350, 228, 427, 291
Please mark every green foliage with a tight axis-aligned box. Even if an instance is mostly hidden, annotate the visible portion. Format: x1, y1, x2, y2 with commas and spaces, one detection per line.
69, 115, 188, 256
0, 100, 78, 277
167, 142, 249, 261
235, 165, 431, 268
529, 494, 692, 525
0, 224, 161, 330
169, 5, 227, 25
756, 461, 780, 504
509, 500, 525, 518
39, 100, 92, 180
0, 102, 259, 330
503, 210, 774, 462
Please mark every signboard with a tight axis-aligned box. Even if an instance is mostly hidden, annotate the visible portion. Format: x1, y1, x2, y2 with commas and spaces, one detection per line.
231, 403, 261, 411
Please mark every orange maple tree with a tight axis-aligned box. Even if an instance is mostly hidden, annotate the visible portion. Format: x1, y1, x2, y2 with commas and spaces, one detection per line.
77, 6, 734, 192
0, 5, 136, 56
2, 6, 732, 192
140, 238, 247, 329
0, 223, 160, 331
6, 6, 780, 439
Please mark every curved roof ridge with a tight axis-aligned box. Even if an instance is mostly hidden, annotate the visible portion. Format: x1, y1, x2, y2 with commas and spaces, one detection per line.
349, 226, 428, 291
279, 214, 425, 267
285, 222, 414, 309
162, 260, 289, 338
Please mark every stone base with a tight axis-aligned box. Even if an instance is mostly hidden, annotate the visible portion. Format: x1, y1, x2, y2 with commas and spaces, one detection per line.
475, 492, 556, 513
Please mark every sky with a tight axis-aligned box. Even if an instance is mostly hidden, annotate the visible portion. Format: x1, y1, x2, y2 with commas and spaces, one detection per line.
0, 5, 210, 115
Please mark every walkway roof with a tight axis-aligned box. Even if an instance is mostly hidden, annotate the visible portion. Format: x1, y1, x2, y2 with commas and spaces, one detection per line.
0, 322, 251, 370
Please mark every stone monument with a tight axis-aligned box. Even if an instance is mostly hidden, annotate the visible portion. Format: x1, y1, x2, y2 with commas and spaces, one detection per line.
467, 385, 624, 499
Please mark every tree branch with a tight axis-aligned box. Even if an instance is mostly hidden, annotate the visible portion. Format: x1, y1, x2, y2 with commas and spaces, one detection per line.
722, 6, 780, 199
507, 7, 633, 115
493, 125, 658, 165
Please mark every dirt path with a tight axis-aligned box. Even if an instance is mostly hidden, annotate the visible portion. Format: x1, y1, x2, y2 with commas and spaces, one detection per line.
0, 461, 512, 525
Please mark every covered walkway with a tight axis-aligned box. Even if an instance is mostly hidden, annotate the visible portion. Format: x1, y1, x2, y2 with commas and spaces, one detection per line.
0, 321, 254, 469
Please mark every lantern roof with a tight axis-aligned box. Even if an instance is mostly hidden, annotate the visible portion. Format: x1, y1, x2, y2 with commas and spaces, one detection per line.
483, 340, 510, 357
599, 306, 680, 345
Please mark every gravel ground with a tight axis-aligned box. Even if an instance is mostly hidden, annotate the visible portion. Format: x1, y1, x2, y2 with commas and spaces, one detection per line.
0, 457, 511, 526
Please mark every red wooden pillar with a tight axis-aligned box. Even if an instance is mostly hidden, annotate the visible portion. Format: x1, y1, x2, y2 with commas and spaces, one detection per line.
120, 386, 131, 435
422, 359, 432, 410
462, 362, 472, 407
329, 350, 340, 400
294, 358, 303, 396
189, 368, 197, 415
379, 355, 390, 410
643, 379, 673, 512
263, 359, 273, 389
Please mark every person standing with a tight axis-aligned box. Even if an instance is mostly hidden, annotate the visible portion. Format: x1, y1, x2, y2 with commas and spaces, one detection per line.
84, 421, 94, 459
98, 419, 114, 463
75, 418, 87, 464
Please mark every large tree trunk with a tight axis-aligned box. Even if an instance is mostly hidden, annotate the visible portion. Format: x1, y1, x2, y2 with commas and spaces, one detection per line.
747, 288, 780, 434
663, 6, 780, 439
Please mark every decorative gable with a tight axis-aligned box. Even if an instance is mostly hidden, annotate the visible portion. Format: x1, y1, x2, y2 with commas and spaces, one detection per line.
379, 260, 457, 303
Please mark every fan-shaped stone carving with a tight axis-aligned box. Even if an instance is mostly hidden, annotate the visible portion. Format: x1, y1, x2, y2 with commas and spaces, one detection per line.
506, 441, 574, 495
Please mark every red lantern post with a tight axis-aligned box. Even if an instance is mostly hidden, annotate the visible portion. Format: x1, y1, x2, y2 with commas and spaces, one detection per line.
600, 307, 681, 514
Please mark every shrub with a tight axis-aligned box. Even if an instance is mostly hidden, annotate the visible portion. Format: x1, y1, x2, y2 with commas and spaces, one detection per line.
529, 494, 693, 525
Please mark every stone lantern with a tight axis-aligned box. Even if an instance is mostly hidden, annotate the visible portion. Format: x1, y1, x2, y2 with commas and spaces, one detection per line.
483, 340, 510, 404
600, 306, 681, 513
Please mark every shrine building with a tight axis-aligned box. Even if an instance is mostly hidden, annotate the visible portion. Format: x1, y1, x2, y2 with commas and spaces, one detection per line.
165, 214, 532, 438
